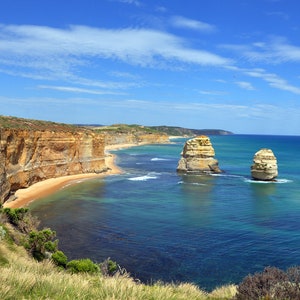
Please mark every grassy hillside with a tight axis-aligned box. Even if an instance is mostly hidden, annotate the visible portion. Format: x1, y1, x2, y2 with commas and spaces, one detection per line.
0, 239, 236, 300
0, 116, 232, 137
87, 123, 162, 135
0, 115, 78, 132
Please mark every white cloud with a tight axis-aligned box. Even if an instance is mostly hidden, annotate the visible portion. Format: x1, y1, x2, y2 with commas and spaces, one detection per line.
0, 24, 229, 81
170, 16, 216, 33
113, 0, 141, 6
222, 37, 300, 64
198, 90, 227, 96
224, 65, 300, 95
244, 69, 300, 94
235, 81, 255, 90
38, 85, 127, 95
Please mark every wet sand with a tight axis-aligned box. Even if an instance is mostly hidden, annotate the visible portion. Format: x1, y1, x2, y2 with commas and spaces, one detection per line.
3, 142, 169, 209
3, 152, 122, 209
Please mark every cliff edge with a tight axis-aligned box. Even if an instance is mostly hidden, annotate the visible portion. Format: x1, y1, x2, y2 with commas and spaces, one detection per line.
0, 116, 107, 203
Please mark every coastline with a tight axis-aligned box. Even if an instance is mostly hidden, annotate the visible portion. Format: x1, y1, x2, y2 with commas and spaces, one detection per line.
3, 141, 169, 209
3, 152, 122, 209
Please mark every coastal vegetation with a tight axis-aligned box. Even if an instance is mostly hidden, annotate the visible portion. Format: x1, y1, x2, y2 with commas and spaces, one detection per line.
0, 206, 238, 299
149, 125, 233, 136
0, 115, 78, 132
0, 115, 232, 137
85, 123, 233, 136
1, 206, 300, 299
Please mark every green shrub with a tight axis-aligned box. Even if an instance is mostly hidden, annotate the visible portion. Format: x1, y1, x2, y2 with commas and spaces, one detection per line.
236, 266, 300, 300
66, 258, 100, 274
2, 208, 28, 226
26, 228, 58, 261
100, 258, 119, 276
52, 250, 68, 268
1, 207, 39, 233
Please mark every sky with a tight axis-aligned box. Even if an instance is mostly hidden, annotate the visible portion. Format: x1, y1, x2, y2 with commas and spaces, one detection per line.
0, 0, 300, 135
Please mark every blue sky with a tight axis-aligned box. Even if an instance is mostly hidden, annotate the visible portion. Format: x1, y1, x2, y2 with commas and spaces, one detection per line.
1, 0, 300, 134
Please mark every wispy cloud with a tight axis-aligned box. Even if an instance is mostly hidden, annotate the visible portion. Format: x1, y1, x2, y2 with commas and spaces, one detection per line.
38, 85, 127, 95
235, 81, 255, 90
170, 16, 216, 33
244, 69, 300, 94
198, 90, 227, 96
112, 0, 142, 6
0, 24, 230, 82
225, 65, 300, 94
266, 11, 289, 20
222, 36, 300, 64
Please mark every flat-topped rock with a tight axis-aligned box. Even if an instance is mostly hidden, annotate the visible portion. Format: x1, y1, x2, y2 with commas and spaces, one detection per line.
177, 135, 221, 174
251, 148, 278, 181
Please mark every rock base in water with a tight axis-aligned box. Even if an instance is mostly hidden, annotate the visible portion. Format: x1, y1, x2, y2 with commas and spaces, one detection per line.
251, 148, 278, 181
177, 135, 221, 174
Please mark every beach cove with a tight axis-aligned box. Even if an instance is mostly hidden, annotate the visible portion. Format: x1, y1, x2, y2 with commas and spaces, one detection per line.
3, 143, 143, 209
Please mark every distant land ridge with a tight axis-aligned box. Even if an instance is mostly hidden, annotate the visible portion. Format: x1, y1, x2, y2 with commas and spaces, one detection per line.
80, 124, 233, 136
149, 126, 233, 136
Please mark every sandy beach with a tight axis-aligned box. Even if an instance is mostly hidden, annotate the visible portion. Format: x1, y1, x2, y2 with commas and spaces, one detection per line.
3, 142, 169, 209
3, 151, 122, 209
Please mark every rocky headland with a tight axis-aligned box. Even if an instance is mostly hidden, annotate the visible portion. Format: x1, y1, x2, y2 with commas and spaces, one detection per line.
177, 135, 221, 174
0, 126, 106, 204
251, 148, 278, 181
0, 117, 169, 206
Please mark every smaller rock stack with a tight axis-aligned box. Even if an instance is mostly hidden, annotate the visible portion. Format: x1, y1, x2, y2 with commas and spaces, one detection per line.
177, 135, 221, 174
251, 148, 278, 181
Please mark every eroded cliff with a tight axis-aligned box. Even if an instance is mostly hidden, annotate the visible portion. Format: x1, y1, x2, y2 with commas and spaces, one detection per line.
94, 124, 170, 146
0, 118, 170, 204
0, 128, 106, 203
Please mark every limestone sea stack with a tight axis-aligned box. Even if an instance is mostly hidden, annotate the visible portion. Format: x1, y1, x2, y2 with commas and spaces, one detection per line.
177, 135, 221, 174
251, 148, 278, 181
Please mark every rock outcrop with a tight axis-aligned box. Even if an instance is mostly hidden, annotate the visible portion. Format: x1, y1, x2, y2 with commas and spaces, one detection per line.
104, 131, 169, 146
0, 129, 106, 203
251, 148, 278, 181
177, 135, 221, 174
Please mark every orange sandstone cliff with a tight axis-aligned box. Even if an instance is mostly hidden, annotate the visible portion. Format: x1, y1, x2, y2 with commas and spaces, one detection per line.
0, 119, 170, 205
0, 128, 106, 203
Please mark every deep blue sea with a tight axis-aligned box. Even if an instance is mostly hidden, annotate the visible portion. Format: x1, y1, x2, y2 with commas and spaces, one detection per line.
29, 135, 300, 291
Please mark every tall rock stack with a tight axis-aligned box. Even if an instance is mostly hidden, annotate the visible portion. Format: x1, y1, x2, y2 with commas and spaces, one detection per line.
251, 148, 278, 181
177, 135, 221, 174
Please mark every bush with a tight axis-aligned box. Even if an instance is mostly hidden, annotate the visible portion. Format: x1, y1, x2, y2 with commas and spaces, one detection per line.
66, 258, 100, 274
1, 207, 39, 233
2, 208, 29, 226
236, 266, 300, 300
26, 228, 58, 261
100, 258, 119, 276
52, 250, 68, 268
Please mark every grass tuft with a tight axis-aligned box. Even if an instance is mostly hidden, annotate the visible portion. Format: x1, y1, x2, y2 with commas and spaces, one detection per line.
0, 240, 236, 299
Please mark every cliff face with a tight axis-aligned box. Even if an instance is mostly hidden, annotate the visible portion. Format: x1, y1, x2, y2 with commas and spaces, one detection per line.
0, 129, 106, 203
104, 131, 169, 146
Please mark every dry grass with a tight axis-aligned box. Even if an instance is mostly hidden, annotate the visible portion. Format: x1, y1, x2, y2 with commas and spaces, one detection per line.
0, 240, 237, 300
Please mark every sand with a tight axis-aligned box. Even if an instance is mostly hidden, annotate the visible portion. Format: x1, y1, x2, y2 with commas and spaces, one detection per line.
3, 151, 122, 209
3, 142, 169, 209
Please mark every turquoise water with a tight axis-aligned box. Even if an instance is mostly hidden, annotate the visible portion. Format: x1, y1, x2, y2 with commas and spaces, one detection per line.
29, 135, 300, 291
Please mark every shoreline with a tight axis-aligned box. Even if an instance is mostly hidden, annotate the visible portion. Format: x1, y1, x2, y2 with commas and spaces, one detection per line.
3, 141, 169, 209
3, 152, 122, 209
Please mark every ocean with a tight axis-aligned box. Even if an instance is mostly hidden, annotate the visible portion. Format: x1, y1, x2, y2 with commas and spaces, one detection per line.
29, 134, 300, 291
